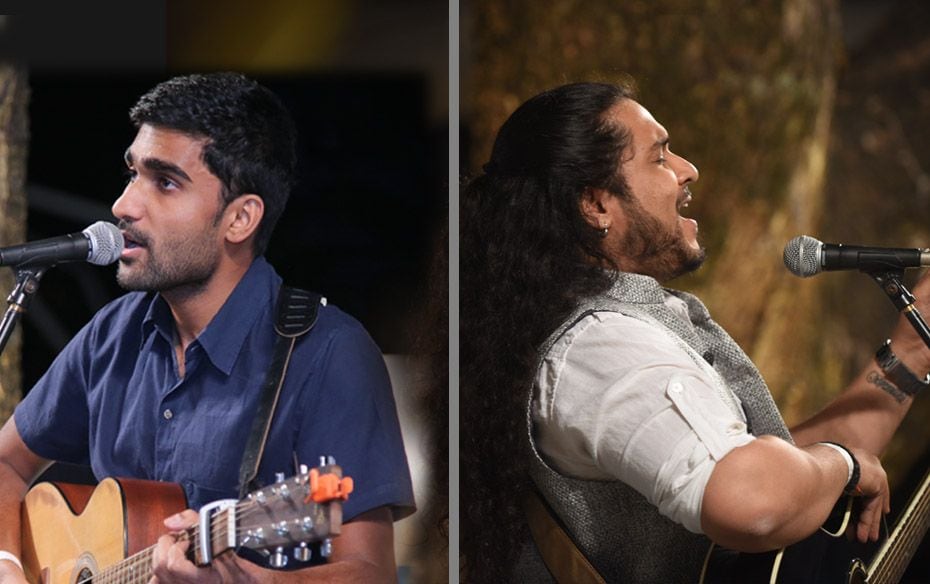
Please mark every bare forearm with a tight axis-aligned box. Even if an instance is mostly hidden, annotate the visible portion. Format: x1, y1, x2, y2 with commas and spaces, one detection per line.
701, 436, 858, 552
0, 415, 54, 582
0, 460, 30, 580
791, 365, 912, 452
246, 559, 396, 584
792, 324, 930, 453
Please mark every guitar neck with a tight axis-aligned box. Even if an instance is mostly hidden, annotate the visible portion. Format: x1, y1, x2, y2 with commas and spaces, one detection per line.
91, 509, 234, 584
21, 466, 350, 584
867, 467, 930, 584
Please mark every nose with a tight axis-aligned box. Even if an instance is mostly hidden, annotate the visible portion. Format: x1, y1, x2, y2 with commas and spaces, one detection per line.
111, 182, 142, 223
672, 152, 699, 185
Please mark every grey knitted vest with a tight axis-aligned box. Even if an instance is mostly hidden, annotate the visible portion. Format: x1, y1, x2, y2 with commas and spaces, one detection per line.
516, 272, 792, 583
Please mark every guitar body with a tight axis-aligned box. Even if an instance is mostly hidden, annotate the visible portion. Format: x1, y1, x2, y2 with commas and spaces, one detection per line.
701, 530, 870, 584
21, 478, 187, 584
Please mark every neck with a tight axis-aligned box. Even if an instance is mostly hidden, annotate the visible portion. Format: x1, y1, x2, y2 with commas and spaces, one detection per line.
163, 255, 254, 351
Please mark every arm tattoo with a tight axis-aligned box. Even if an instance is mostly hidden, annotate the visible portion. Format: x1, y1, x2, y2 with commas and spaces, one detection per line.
867, 370, 908, 403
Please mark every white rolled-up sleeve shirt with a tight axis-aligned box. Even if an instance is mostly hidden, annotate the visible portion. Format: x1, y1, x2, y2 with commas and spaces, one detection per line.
532, 296, 757, 534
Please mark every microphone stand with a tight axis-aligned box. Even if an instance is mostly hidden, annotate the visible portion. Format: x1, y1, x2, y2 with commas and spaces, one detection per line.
0, 265, 48, 356
869, 270, 930, 350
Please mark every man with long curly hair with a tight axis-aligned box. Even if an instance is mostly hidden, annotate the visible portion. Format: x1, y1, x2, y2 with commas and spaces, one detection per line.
461, 82, 930, 582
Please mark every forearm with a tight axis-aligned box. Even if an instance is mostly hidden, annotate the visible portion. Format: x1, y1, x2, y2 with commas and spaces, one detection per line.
701, 436, 854, 552
244, 559, 396, 584
0, 415, 54, 582
0, 460, 30, 580
792, 322, 930, 454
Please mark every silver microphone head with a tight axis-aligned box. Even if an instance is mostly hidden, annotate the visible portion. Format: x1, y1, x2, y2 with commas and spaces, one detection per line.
83, 221, 124, 265
783, 235, 824, 277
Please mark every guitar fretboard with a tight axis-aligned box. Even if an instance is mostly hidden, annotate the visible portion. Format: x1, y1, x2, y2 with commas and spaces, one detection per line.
868, 468, 930, 584
84, 508, 234, 584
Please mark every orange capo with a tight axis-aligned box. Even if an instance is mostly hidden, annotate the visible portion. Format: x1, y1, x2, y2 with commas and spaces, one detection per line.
306, 468, 355, 504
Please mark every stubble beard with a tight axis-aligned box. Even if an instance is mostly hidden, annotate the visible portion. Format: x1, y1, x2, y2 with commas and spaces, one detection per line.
614, 197, 706, 282
116, 229, 221, 298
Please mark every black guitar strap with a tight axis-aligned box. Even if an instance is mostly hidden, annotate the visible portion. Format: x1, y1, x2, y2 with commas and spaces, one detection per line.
237, 286, 322, 498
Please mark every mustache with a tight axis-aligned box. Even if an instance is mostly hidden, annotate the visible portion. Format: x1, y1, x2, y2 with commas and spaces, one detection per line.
117, 220, 151, 247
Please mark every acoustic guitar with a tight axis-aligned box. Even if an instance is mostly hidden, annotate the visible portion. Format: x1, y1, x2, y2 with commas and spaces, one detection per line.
20, 461, 353, 584
699, 466, 930, 583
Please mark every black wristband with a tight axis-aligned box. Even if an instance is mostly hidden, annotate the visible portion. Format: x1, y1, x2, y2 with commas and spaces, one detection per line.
875, 339, 930, 396
821, 441, 861, 496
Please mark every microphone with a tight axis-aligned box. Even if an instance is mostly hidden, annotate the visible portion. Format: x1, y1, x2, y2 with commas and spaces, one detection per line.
0, 221, 123, 268
784, 235, 930, 277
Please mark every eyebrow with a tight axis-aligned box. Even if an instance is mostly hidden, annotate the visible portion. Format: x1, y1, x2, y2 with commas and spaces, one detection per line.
124, 149, 193, 183
651, 136, 670, 151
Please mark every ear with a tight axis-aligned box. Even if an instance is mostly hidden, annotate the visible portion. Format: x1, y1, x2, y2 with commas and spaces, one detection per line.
579, 187, 613, 231
224, 194, 265, 245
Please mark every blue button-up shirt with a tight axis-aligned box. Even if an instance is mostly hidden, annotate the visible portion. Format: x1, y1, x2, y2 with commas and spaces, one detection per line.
16, 257, 414, 521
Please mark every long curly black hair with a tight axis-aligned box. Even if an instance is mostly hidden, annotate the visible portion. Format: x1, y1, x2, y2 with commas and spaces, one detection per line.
461, 82, 636, 582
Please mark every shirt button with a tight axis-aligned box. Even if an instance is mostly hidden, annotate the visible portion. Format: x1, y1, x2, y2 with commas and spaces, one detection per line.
163, 409, 173, 420
670, 382, 684, 393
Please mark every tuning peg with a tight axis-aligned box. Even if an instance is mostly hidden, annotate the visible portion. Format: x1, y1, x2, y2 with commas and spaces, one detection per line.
300, 516, 314, 532
275, 472, 286, 483
269, 546, 289, 569
299, 463, 309, 476
321, 538, 333, 558
293, 542, 312, 562
274, 520, 290, 537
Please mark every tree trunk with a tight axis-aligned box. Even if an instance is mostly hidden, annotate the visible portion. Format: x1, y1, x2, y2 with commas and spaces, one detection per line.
0, 65, 29, 420
464, 0, 840, 416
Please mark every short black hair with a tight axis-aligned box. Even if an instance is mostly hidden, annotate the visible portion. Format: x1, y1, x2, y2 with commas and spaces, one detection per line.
129, 72, 298, 255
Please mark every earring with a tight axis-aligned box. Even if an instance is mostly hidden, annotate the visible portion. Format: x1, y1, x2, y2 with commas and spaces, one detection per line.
599, 224, 609, 238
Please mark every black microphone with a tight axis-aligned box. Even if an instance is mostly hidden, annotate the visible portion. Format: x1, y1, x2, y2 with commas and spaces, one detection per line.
784, 235, 930, 277
0, 221, 123, 267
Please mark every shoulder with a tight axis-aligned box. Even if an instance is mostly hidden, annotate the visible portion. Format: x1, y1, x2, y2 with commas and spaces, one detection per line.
537, 310, 715, 420
286, 300, 389, 392
301, 301, 382, 354
70, 291, 155, 347
92, 290, 154, 320
547, 310, 679, 364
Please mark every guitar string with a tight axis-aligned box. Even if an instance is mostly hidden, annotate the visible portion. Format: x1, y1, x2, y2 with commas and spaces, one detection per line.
878, 510, 930, 584
879, 490, 930, 582
75, 496, 325, 584
872, 486, 930, 584
76, 479, 329, 584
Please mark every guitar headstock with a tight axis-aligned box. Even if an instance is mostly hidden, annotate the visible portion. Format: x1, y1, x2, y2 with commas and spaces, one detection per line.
196, 458, 354, 567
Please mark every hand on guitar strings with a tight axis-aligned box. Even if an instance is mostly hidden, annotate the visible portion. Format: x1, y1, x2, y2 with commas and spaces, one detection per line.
848, 447, 891, 544
150, 509, 263, 584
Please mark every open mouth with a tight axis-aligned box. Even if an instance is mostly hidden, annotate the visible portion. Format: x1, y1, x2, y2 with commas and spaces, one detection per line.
677, 188, 692, 216
122, 230, 148, 250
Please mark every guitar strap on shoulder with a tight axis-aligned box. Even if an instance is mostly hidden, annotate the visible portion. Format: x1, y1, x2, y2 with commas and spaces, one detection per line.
524, 489, 608, 584
237, 286, 322, 498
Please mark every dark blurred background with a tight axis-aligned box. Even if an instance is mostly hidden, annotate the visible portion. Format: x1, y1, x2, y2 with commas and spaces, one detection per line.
0, 2, 448, 582
0, 0, 448, 387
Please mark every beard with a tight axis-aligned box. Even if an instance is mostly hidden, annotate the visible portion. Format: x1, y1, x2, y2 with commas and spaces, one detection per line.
116, 221, 221, 297
612, 197, 706, 282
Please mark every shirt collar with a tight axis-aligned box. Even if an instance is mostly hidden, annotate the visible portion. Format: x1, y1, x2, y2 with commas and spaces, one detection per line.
139, 257, 278, 376
606, 270, 712, 325
605, 271, 668, 304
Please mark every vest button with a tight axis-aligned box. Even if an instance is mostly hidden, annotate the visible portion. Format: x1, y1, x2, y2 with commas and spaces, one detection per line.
163, 409, 174, 420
